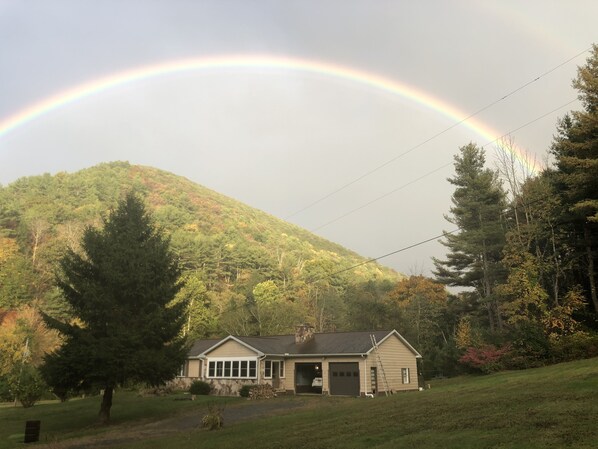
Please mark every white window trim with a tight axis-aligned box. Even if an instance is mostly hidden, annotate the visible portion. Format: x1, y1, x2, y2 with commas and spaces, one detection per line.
402, 367, 410, 384
264, 360, 286, 379
206, 357, 258, 379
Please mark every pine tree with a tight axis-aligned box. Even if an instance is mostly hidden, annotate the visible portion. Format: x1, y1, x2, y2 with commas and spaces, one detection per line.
550, 44, 598, 313
433, 143, 507, 331
41, 193, 188, 424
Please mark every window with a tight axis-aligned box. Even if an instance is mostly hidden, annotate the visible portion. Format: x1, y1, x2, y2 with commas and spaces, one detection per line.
265, 360, 285, 379
207, 358, 257, 379
178, 362, 187, 377
265, 360, 272, 378
402, 368, 410, 384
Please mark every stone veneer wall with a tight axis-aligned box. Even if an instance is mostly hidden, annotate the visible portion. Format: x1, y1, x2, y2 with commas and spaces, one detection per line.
208, 378, 260, 396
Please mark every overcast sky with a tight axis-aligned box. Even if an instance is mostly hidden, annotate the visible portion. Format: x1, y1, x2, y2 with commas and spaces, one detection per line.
0, 1, 597, 277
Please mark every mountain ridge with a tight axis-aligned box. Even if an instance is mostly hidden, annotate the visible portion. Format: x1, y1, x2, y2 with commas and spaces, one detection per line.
0, 161, 402, 336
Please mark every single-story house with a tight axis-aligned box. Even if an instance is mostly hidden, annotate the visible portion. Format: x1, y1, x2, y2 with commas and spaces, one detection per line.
177, 325, 422, 396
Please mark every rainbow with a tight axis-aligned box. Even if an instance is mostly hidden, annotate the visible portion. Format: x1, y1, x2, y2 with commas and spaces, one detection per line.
0, 54, 541, 173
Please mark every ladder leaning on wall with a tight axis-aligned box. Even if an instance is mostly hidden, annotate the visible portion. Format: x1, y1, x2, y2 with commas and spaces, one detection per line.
370, 334, 391, 396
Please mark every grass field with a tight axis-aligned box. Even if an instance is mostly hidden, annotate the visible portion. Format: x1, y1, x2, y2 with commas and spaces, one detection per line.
0, 391, 237, 448
1, 357, 597, 448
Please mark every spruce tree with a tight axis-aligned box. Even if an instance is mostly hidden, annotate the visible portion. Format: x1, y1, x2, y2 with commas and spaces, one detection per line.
433, 143, 507, 331
41, 193, 187, 424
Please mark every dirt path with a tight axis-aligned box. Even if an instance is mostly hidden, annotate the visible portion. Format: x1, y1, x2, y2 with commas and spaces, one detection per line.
39, 398, 311, 449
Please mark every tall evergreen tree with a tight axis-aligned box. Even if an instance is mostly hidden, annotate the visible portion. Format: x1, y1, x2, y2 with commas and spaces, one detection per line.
433, 143, 507, 331
550, 44, 598, 314
41, 193, 188, 424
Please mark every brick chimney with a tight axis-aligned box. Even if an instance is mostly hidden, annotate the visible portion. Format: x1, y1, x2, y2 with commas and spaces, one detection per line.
295, 324, 315, 344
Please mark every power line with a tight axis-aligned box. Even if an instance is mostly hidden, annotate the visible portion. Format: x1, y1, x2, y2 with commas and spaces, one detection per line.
309, 97, 577, 233
311, 163, 451, 231
480, 99, 578, 149
285, 46, 592, 221
305, 229, 459, 284
310, 186, 587, 286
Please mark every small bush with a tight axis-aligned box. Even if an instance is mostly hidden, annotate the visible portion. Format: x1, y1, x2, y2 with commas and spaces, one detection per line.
550, 332, 598, 362
189, 380, 211, 396
459, 345, 511, 374
15, 366, 47, 408
139, 384, 175, 397
202, 402, 224, 430
0, 377, 14, 402
51, 386, 71, 402
239, 385, 253, 398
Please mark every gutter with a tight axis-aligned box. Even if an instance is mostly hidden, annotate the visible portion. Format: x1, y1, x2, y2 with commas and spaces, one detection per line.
264, 353, 368, 358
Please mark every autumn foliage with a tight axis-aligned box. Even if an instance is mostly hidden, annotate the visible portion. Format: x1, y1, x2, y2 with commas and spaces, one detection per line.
459, 345, 512, 373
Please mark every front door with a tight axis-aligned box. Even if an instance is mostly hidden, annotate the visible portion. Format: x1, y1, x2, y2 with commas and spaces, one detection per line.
272, 361, 280, 389
370, 367, 378, 395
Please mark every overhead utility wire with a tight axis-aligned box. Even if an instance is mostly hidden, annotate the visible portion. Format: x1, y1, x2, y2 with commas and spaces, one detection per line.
285, 46, 592, 221
306, 229, 459, 285
311, 163, 451, 231
308, 189, 586, 286
309, 97, 578, 233
480, 98, 578, 149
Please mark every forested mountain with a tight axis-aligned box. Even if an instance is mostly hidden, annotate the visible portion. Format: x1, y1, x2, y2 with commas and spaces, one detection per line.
0, 161, 401, 337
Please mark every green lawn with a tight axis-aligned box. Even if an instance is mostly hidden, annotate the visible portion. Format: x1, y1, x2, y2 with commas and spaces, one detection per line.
2, 358, 597, 449
0, 390, 236, 448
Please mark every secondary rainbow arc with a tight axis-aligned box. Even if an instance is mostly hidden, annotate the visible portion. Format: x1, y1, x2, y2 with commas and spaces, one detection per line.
0, 54, 541, 174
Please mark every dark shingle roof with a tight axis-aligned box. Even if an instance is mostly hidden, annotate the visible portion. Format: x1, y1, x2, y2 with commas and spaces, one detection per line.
236, 330, 392, 355
188, 338, 222, 357
190, 330, 421, 357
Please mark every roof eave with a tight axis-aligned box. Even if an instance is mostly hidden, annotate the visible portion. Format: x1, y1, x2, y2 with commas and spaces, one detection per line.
199, 335, 265, 357
366, 329, 422, 358
263, 353, 368, 358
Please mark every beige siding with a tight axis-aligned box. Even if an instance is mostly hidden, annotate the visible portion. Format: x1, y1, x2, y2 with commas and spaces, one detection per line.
188, 359, 201, 378
206, 339, 258, 357
366, 334, 418, 393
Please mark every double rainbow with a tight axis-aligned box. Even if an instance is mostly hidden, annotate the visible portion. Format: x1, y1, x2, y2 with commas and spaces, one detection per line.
0, 54, 541, 174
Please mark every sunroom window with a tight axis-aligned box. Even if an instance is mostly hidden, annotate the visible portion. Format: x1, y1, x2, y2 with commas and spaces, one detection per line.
207, 358, 258, 379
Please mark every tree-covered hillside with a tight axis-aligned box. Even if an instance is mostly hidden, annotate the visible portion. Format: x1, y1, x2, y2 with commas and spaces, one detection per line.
0, 161, 401, 337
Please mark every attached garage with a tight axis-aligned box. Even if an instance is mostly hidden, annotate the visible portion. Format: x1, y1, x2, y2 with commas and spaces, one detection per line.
294, 362, 323, 394
329, 362, 360, 396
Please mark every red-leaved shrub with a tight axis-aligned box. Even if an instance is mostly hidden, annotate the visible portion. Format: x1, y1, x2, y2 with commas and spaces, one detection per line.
459, 345, 511, 373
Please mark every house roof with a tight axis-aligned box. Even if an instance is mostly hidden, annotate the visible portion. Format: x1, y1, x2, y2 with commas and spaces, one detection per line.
193, 330, 421, 358
188, 338, 222, 358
